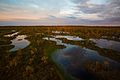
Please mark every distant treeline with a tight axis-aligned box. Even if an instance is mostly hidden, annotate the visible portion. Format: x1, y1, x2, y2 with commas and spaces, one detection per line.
0, 25, 120, 28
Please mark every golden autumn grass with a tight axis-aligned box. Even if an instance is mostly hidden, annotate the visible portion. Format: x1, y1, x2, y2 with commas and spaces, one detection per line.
0, 26, 120, 80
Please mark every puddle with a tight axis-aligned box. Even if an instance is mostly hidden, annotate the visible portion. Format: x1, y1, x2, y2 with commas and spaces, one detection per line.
43, 34, 120, 80
10, 35, 30, 52
90, 39, 120, 52
52, 31, 69, 34
101, 36, 107, 38
53, 35, 84, 41
53, 46, 120, 80
11, 30, 16, 32
4, 32, 19, 37
43, 37, 74, 47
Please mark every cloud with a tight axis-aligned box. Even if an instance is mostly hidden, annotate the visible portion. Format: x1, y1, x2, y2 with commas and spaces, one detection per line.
75, 4, 105, 14
0, 0, 120, 25
71, 0, 90, 4
67, 0, 120, 24
101, 0, 120, 18
0, 0, 67, 20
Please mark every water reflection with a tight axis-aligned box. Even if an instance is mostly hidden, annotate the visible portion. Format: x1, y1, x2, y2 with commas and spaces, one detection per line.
53, 46, 120, 80
43, 33, 120, 80
4, 32, 19, 37
53, 35, 84, 41
11, 30, 16, 32
43, 37, 74, 47
90, 39, 120, 52
52, 31, 69, 34
10, 35, 30, 52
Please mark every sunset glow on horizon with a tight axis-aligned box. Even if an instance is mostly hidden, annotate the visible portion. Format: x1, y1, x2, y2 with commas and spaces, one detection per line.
0, 0, 120, 26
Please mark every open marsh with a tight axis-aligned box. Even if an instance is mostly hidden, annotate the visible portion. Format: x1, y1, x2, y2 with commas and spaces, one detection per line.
0, 26, 120, 80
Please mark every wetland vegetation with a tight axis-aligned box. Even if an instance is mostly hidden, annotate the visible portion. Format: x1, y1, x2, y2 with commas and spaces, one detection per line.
0, 26, 120, 80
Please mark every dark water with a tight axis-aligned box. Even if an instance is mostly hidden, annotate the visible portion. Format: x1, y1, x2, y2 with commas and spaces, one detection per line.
3, 30, 120, 79
43, 31, 120, 80
53, 46, 120, 80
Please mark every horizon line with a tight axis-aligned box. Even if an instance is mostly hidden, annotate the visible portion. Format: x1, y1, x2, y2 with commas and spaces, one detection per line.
0, 25, 120, 27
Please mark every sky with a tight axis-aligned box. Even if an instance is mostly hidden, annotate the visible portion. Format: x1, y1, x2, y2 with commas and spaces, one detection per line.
0, 0, 120, 26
